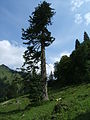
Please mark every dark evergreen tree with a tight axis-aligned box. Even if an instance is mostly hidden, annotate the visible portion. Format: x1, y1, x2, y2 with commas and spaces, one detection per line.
54, 32, 90, 86
54, 62, 60, 80
12, 73, 23, 97
22, 1, 55, 100
49, 71, 53, 81
84, 31, 89, 41
54, 55, 71, 84
75, 39, 80, 50
28, 70, 43, 102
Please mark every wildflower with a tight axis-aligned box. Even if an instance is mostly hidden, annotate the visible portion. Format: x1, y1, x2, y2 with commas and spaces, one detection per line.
22, 114, 25, 117
56, 98, 62, 101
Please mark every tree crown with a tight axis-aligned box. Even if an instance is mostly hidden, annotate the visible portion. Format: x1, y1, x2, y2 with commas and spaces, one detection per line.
22, 1, 55, 72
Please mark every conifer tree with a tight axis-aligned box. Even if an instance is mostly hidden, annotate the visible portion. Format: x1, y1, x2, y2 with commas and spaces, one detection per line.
75, 39, 80, 50
49, 71, 53, 81
22, 1, 55, 100
84, 31, 89, 41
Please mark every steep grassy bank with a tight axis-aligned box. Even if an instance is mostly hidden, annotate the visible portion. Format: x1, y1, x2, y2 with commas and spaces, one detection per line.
0, 83, 90, 120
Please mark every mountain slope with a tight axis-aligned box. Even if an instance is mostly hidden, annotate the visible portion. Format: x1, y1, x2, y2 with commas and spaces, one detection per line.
0, 64, 23, 102
0, 64, 16, 84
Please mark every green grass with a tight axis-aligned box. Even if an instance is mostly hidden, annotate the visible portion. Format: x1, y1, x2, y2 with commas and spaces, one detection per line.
0, 83, 90, 120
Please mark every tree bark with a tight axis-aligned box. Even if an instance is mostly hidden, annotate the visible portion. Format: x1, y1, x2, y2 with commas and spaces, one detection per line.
41, 40, 49, 100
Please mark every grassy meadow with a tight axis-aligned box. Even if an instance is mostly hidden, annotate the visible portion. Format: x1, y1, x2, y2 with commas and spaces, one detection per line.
0, 83, 90, 120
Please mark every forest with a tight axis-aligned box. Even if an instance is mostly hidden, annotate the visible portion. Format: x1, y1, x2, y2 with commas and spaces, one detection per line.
0, 1, 90, 120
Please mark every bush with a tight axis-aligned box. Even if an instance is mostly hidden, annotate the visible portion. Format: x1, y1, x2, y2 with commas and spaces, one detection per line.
52, 101, 68, 114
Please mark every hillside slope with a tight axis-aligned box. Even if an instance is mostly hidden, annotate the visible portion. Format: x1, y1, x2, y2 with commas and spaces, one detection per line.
0, 64, 23, 102
0, 83, 90, 120
0, 64, 17, 84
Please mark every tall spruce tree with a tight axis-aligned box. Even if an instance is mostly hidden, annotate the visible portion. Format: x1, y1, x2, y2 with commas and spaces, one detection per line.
84, 31, 89, 41
22, 1, 55, 100
75, 39, 80, 50
49, 71, 53, 81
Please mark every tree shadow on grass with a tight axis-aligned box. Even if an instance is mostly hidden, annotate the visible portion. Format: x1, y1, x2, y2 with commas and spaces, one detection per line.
0, 104, 31, 115
73, 111, 90, 120
0, 99, 46, 116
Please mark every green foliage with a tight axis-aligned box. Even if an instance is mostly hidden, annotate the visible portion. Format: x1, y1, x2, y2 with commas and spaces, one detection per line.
21, 68, 43, 102
0, 64, 23, 102
28, 73, 43, 102
11, 73, 24, 97
75, 39, 80, 50
52, 101, 68, 114
0, 64, 14, 84
71, 39, 90, 83
84, 31, 90, 41
22, 1, 55, 71
54, 55, 71, 85
54, 32, 90, 85
22, 1, 55, 101
49, 71, 54, 81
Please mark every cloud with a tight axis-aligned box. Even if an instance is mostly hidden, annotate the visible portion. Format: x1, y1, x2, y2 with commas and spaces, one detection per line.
0, 40, 56, 75
60, 51, 70, 58
0, 40, 71, 76
75, 14, 83, 24
71, 0, 90, 25
84, 12, 90, 25
0, 40, 25, 70
0, 40, 54, 75
71, 0, 90, 11
71, 0, 84, 11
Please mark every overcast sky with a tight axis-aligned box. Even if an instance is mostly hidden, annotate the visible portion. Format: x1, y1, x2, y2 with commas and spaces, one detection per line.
0, 0, 90, 74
